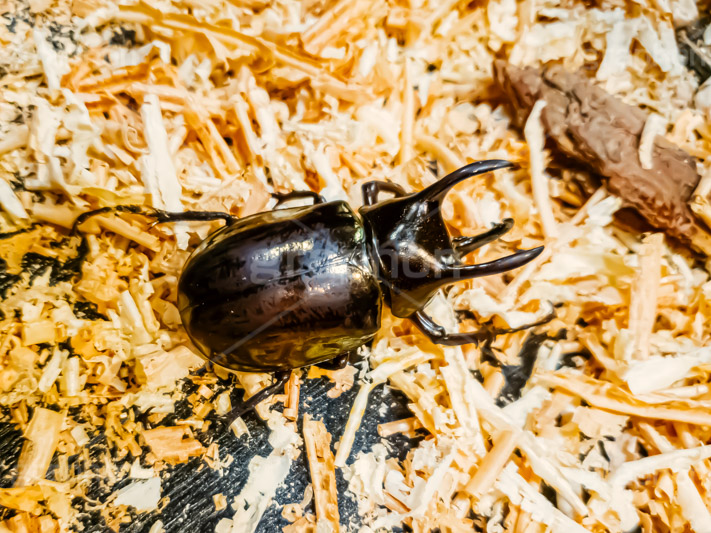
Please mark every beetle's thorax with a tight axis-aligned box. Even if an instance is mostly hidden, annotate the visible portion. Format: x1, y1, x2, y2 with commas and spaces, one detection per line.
358, 160, 537, 319
359, 191, 460, 318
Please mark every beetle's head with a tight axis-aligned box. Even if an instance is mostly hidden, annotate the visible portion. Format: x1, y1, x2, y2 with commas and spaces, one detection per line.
359, 160, 543, 318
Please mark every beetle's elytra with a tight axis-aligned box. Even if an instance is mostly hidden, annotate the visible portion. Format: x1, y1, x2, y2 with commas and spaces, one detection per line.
178, 200, 382, 373
73, 160, 543, 420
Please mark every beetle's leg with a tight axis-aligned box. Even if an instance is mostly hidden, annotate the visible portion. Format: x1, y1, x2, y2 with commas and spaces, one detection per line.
190, 362, 213, 377
409, 309, 555, 347
361, 181, 408, 206
71, 205, 236, 234
410, 310, 492, 346
315, 352, 350, 371
272, 190, 325, 206
143, 209, 237, 228
452, 218, 514, 257
223, 370, 291, 426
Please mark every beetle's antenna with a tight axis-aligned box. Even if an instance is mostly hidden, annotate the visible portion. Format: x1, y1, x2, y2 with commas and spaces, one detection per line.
415, 159, 515, 202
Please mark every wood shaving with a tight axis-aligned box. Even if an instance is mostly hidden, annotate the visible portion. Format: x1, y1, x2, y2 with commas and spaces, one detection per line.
306, 364, 357, 398
639, 113, 667, 170
15, 408, 64, 487
1, 0, 711, 532
377, 417, 422, 438
627, 233, 665, 361
524, 100, 558, 240
213, 493, 227, 513
142, 427, 204, 464
463, 430, 518, 500
303, 416, 340, 532
283, 372, 301, 421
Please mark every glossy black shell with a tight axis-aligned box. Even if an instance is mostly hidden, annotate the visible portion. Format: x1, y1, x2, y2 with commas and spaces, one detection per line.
177, 201, 382, 372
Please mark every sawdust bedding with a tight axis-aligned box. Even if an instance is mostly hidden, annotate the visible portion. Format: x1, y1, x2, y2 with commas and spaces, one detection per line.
1, 0, 711, 531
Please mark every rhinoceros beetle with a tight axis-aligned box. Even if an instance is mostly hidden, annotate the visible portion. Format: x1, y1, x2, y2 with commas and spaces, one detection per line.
73, 160, 542, 422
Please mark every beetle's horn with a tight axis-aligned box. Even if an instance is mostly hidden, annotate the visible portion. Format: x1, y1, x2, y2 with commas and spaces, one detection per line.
415, 159, 515, 202
444, 246, 544, 281
395, 246, 544, 317
453, 218, 514, 256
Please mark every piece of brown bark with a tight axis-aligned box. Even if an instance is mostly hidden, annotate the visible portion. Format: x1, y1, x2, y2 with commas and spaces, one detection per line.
494, 60, 711, 252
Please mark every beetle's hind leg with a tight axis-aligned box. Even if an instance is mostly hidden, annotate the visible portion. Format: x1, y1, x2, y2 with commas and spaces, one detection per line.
144, 209, 236, 227
315, 352, 350, 370
71, 206, 236, 234
223, 370, 291, 426
452, 218, 514, 257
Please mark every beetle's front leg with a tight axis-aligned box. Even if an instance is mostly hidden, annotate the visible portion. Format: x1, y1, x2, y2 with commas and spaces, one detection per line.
410, 310, 492, 346
409, 309, 555, 347
361, 181, 407, 206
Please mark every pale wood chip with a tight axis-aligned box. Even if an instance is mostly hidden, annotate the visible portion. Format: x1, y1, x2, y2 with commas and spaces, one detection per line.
303, 416, 340, 532
142, 427, 204, 463
302, 0, 371, 55
627, 233, 665, 361
15, 408, 65, 487
524, 100, 558, 239
213, 493, 227, 512
94, 215, 162, 252
539, 372, 711, 426
0, 124, 30, 155
399, 59, 414, 165
283, 372, 301, 421
464, 430, 518, 499
414, 133, 465, 173
306, 365, 357, 398
377, 417, 422, 438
